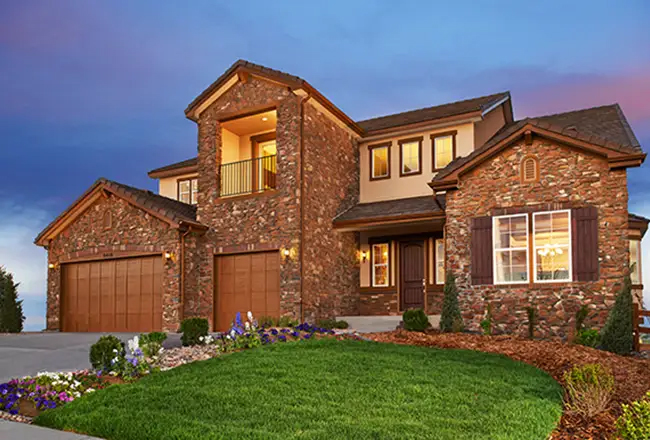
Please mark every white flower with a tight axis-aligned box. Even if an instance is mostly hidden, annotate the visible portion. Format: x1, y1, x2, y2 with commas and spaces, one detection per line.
230, 329, 236, 339
127, 336, 140, 354
199, 336, 204, 342
247, 311, 253, 321
245, 322, 250, 330
86, 388, 95, 393
113, 349, 118, 353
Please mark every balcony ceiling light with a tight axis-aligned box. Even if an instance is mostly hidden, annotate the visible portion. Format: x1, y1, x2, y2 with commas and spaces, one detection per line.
262, 117, 268, 121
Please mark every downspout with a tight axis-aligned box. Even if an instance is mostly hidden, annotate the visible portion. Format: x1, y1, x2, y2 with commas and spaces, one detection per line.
299, 94, 310, 323
180, 227, 192, 322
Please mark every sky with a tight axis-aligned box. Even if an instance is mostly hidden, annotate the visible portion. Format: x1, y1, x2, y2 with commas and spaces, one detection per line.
0, 1, 649, 330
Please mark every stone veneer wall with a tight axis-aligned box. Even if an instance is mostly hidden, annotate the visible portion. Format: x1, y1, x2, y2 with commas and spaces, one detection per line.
445, 138, 630, 339
301, 103, 359, 320
46, 195, 182, 331
195, 77, 303, 325
360, 293, 398, 315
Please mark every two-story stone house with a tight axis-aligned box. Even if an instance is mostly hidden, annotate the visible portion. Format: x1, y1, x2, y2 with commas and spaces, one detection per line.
36, 60, 647, 338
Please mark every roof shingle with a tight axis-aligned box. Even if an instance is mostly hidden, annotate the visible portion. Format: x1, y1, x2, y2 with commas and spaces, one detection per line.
356, 92, 510, 133
333, 195, 445, 226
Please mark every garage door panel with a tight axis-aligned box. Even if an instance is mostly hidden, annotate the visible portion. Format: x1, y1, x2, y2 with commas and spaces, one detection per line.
61, 256, 162, 332
215, 251, 280, 331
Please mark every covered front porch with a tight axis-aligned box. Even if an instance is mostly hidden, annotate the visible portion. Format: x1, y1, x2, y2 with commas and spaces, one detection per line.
333, 195, 447, 317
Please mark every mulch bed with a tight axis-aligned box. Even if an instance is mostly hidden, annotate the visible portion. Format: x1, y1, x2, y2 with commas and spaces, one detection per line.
366, 330, 650, 439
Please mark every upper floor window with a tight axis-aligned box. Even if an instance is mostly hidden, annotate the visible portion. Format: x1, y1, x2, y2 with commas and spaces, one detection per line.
630, 239, 641, 285
369, 142, 391, 180
178, 178, 198, 205
398, 137, 422, 176
493, 214, 529, 284
372, 243, 389, 287
432, 131, 457, 171
533, 210, 571, 282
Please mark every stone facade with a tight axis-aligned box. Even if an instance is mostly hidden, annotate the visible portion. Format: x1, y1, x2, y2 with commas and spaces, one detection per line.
445, 137, 630, 339
302, 103, 359, 320
46, 195, 184, 332
426, 289, 444, 315
360, 293, 398, 315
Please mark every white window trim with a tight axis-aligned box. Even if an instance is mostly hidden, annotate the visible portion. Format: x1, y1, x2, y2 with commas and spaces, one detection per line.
435, 238, 445, 285
371, 146, 389, 179
372, 243, 389, 287
630, 239, 642, 285
434, 135, 453, 170
400, 141, 420, 175
492, 213, 529, 285
532, 210, 572, 283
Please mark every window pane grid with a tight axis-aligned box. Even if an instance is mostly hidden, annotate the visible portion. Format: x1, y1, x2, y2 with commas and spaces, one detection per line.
434, 136, 453, 169
493, 214, 529, 284
372, 147, 389, 178
435, 239, 445, 285
372, 243, 389, 287
401, 142, 419, 174
533, 211, 571, 282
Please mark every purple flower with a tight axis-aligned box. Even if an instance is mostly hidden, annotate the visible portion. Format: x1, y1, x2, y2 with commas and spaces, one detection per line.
291, 331, 299, 338
278, 335, 287, 342
271, 329, 279, 335
303, 334, 312, 340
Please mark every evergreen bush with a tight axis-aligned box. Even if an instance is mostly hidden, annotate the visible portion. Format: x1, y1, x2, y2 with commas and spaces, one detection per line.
440, 272, 463, 333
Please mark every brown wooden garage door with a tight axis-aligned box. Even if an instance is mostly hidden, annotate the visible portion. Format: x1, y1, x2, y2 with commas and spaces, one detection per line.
214, 251, 280, 331
61, 256, 163, 332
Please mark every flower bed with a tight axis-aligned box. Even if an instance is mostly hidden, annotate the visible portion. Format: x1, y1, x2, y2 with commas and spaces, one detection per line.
0, 371, 116, 418
366, 329, 650, 439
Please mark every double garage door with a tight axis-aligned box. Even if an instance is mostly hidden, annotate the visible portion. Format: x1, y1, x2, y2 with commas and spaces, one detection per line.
61, 256, 163, 332
214, 251, 280, 331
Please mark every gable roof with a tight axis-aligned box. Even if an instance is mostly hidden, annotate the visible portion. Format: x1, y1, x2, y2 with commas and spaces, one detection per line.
184, 59, 363, 135
148, 157, 198, 178
35, 178, 205, 246
357, 92, 511, 134
431, 104, 645, 189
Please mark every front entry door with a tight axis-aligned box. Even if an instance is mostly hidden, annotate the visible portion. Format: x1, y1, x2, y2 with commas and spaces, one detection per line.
400, 240, 425, 310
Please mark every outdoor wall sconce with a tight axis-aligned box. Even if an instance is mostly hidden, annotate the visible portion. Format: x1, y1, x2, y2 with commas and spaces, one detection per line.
281, 248, 294, 260
48, 263, 58, 270
360, 250, 368, 263
163, 251, 176, 263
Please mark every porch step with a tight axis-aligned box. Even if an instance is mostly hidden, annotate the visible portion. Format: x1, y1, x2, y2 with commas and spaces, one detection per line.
336, 315, 440, 333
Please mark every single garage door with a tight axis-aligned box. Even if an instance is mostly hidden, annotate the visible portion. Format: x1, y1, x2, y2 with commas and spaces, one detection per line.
214, 251, 280, 331
61, 256, 163, 332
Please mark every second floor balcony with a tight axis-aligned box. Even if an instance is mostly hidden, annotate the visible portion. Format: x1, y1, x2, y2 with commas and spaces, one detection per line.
219, 109, 278, 198
220, 154, 277, 197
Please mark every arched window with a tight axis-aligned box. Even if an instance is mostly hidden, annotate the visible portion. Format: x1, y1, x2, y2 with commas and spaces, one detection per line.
521, 156, 539, 183
102, 211, 112, 230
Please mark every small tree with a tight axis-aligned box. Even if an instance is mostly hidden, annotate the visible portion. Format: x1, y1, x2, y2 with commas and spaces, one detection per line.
0, 267, 24, 333
440, 272, 463, 332
600, 275, 634, 354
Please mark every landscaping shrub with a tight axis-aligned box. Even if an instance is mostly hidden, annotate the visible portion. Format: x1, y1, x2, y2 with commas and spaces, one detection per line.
180, 318, 209, 346
278, 315, 299, 328
89, 335, 124, 371
526, 306, 537, 339
0, 267, 25, 333
600, 275, 634, 354
139, 332, 167, 357
403, 308, 430, 332
574, 328, 600, 348
317, 318, 349, 330
480, 303, 493, 335
258, 316, 277, 327
616, 392, 650, 440
575, 304, 589, 333
440, 272, 463, 332
563, 363, 614, 418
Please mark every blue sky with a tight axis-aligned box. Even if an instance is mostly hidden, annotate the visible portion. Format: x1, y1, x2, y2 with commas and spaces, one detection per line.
0, 1, 649, 330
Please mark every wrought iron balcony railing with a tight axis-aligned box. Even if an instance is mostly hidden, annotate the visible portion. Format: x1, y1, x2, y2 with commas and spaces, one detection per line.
220, 155, 277, 197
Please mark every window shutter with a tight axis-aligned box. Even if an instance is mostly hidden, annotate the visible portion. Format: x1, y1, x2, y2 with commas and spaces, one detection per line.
471, 216, 493, 285
572, 207, 599, 281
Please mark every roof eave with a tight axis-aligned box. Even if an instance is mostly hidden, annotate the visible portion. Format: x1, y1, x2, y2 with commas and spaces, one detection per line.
147, 165, 199, 179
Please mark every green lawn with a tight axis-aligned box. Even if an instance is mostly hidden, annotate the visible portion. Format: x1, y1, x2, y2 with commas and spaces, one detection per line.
35, 339, 562, 440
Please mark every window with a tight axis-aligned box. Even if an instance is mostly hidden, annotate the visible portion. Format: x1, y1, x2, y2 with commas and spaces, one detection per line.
630, 239, 642, 285
493, 214, 529, 284
398, 137, 422, 176
372, 243, 389, 287
432, 131, 456, 170
369, 143, 391, 180
178, 178, 198, 204
521, 156, 539, 183
435, 239, 445, 284
533, 210, 571, 282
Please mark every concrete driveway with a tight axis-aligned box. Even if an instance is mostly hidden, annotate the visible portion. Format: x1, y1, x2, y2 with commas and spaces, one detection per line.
0, 333, 181, 383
